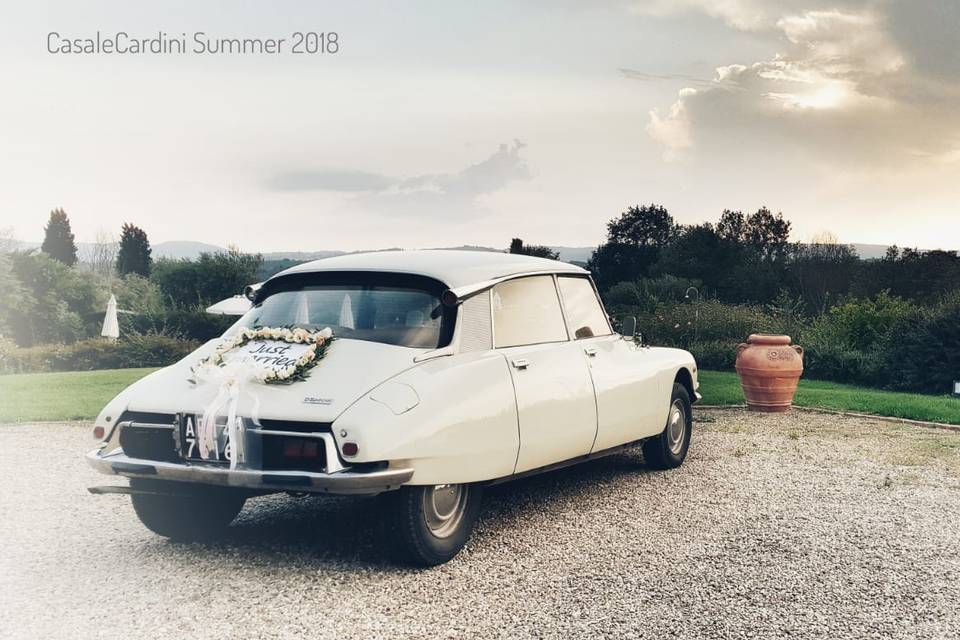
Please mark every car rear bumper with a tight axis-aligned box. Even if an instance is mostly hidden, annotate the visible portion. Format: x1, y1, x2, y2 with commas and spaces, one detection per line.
85, 447, 414, 495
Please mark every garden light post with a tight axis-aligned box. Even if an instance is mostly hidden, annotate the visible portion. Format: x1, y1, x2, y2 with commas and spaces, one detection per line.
953, 380, 960, 397
685, 286, 701, 343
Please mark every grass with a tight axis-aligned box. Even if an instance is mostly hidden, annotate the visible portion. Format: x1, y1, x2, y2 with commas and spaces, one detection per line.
0, 368, 157, 423
0, 366, 958, 426
699, 370, 960, 425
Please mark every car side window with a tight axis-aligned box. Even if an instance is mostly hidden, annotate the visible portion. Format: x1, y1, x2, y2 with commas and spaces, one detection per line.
558, 276, 612, 339
492, 276, 569, 348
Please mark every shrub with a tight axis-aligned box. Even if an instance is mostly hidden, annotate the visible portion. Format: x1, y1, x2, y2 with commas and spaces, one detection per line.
802, 292, 917, 386
687, 340, 737, 370
635, 300, 802, 349
152, 250, 262, 308
604, 282, 655, 315
5, 252, 110, 345
884, 294, 960, 393
121, 306, 234, 342
0, 334, 200, 374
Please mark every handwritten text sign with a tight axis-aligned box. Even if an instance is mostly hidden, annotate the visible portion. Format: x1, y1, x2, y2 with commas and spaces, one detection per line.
221, 340, 313, 375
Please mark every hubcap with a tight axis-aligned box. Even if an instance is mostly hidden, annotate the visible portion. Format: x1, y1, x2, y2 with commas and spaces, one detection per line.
423, 484, 467, 538
667, 399, 687, 455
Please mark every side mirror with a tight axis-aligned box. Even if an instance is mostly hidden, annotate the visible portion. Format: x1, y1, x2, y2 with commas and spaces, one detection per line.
620, 316, 637, 340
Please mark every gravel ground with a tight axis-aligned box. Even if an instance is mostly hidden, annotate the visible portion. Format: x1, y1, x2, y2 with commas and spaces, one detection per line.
1, 410, 959, 640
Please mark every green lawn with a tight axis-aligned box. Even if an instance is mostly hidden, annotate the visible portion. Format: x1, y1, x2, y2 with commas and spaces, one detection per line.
1, 366, 959, 426
699, 370, 960, 425
0, 368, 157, 423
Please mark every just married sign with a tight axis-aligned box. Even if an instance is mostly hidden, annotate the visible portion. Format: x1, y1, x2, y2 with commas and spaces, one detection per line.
191, 326, 334, 385
223, 340, 315, 375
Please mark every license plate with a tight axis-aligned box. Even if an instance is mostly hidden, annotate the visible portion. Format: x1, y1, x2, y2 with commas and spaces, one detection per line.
179, 414, 234, 464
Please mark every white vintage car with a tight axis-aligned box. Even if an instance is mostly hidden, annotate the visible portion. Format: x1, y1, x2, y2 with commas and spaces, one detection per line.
88, 250, 700, 565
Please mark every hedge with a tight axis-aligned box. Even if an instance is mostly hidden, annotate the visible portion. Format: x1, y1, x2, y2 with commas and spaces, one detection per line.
0, 334, 200, 374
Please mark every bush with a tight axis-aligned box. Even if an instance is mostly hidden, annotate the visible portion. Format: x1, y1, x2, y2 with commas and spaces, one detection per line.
634, 300, 802, 350
884, 294, 960, 393
152, 250, 262, 308
121, 306, 234, 342
0, 334, 200, 374
802, 292, 917, 386
687, 340, 738, 370
4, 252, 110, 345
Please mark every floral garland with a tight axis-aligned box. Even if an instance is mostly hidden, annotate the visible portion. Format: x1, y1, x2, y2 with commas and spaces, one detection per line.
192, 326, 335, 385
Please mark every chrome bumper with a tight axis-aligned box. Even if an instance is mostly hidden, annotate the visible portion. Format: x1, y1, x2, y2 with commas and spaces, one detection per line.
86, 447, 414, 495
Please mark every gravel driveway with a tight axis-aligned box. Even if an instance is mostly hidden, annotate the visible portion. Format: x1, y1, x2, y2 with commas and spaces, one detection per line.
1, 410, 959, 639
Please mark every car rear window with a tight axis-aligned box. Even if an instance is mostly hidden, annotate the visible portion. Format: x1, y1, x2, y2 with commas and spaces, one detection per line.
234, 272, 454, 349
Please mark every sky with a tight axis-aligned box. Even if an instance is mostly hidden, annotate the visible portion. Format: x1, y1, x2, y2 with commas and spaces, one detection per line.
0, 0, 957, 252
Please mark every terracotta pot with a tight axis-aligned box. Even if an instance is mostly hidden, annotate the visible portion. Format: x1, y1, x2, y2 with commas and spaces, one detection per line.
735, 334, 803, 413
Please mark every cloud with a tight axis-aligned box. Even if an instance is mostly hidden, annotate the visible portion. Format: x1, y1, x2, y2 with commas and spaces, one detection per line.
642, 2, 960, 165
270, 169, 398, 192
268, 141, 532, 219
399, 140, 532, 200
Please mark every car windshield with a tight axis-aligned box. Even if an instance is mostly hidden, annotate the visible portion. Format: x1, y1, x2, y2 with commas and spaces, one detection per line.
232, 273, 452, 349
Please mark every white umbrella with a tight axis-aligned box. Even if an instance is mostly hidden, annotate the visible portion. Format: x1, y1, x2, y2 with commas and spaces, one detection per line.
101, 294, 120, 339
205, 295, 252, 316
294, 291, 310, 324
339, 294, 354, 329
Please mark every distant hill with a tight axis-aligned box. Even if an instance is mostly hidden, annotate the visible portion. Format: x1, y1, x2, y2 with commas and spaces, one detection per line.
850, 244, 892, 260
6, 239, 952, 264
153, 241, 227, 259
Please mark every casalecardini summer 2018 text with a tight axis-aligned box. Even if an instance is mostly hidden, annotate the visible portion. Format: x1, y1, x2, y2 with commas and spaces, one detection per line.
46, 31, 339, 55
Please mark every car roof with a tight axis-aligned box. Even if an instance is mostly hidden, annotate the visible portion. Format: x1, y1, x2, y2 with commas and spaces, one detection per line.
273, 249, 589, 289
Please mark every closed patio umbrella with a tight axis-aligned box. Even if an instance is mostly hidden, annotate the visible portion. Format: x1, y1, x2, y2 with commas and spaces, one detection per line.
205, 295, 252, 316
101, 294, 120, 339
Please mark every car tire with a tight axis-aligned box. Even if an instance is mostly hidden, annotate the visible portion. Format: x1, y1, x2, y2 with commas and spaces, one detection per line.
643, 382, 693, 470
388, 483, 483, 566
129, 479, 246, 542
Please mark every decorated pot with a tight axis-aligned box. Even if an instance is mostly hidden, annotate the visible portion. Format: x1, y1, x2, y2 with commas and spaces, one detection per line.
735, 334, 803, 413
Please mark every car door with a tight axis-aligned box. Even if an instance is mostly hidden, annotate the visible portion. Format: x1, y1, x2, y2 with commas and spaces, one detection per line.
492, 275, 598, 474
556, 275, 664, 452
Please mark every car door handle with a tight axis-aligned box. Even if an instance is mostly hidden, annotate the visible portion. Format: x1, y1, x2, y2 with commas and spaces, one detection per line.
511, 358, 530, 370
584, 347, 598, 357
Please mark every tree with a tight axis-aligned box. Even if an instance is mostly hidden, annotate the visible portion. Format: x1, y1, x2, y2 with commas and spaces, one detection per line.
87, 228, 118, 275
745, 207, 791, 261
116, 223, 152, 276
0, 227, 17, 254
5, 252, 106, 345
587, 204, 677, 290
789, 238, 859, 313
41, 208, 77, 266
716, 209, 747, 243
508, 238, 559, 260
152, 249, 263, 307
586, 242, 660, 291
606, 204, 676, 247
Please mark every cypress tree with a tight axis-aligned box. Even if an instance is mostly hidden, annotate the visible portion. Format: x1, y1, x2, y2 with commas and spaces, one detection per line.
116, 223, 153, 276
41, 208, 78, 266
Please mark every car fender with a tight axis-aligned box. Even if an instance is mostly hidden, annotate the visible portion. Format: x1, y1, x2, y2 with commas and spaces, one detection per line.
332, 350, 519, 485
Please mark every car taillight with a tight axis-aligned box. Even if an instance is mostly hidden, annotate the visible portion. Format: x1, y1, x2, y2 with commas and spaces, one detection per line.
93, 426, 105, 440
283, 440, 319, 459
341, 442, 359, 457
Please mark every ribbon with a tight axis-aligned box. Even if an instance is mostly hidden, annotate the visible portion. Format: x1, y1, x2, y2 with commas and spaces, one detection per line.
194, 361, 261, 470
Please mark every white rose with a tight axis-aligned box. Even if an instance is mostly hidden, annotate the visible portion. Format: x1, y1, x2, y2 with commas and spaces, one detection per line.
318, 327, 333, 340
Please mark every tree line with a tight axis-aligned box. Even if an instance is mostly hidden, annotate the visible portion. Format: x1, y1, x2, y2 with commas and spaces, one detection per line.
515, 203, 960, 314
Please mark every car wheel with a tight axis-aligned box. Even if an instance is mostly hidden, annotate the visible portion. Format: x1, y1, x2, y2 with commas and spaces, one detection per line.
643, 382, 693, 470
388, 483, 483, 566
129, 479, 246, 542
